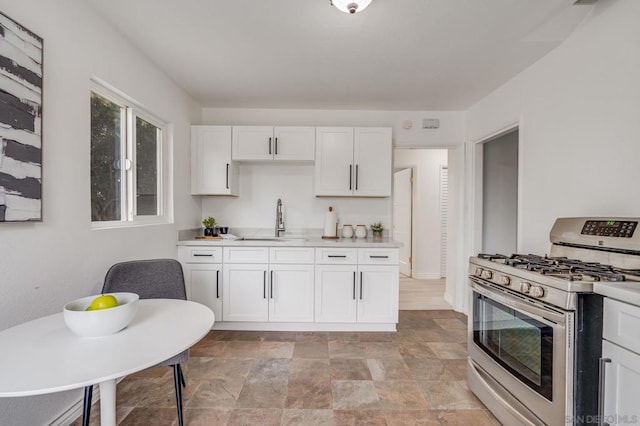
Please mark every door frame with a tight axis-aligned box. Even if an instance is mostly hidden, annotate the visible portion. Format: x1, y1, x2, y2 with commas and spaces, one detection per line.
393, 167, 414, 277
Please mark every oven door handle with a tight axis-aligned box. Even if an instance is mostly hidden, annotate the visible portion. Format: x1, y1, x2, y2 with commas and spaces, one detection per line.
470, 278, 566, 326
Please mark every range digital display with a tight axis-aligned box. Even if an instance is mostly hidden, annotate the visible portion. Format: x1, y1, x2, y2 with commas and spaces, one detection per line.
581, 220, 638, 238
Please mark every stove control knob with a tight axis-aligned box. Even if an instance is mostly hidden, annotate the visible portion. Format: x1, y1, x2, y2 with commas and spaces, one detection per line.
481, 270, 493, 280
475, 268, 483, 277
530, 286, 545, 298
520, 282, 531, 293
499, 276, 511, 286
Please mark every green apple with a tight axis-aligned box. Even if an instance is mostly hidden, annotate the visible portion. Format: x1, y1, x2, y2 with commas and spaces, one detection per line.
86, 294, 118, 311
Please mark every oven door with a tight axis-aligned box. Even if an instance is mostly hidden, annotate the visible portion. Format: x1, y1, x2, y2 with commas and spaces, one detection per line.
468, 277, 572, 426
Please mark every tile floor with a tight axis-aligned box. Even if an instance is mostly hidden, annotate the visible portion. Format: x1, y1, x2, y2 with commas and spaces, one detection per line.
75, 311, 500, 425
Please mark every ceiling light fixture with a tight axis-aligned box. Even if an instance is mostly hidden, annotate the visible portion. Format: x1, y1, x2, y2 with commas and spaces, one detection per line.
330, 0, 372, 14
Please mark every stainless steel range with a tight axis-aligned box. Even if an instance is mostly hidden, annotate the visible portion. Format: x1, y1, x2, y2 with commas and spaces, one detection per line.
467, 217, 640, 426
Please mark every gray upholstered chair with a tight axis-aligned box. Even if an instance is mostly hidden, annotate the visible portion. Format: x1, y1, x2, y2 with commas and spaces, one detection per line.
82, 259, 188, 426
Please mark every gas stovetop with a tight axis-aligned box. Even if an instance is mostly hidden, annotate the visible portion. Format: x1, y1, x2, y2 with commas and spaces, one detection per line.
477, 253, 640, 283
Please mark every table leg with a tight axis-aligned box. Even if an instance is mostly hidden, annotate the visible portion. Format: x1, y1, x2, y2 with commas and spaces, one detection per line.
98, 379, 117, 426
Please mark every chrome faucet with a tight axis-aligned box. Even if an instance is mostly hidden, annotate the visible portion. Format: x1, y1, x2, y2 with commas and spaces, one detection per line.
275, 198, 285, 237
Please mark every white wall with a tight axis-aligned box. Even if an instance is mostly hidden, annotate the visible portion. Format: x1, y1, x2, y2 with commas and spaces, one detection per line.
394, 149, 448, 279
466, 0, 640, 256
0, 1, 200, 424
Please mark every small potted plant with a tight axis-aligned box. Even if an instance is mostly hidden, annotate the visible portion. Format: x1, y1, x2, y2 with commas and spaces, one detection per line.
370, 222, 384, 240
202, 217, 218, 237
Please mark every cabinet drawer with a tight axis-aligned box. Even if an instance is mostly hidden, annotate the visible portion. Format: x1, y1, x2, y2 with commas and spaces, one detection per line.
358, 248, 399, 265
604, 298, 640, 354
224, 247, 269, 263
316, 248, 357, 264
184, 247, 223, 263
270, 247, 315, 264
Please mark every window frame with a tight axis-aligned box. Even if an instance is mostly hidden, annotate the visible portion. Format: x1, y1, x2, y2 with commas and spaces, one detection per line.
90, 79, 171, 229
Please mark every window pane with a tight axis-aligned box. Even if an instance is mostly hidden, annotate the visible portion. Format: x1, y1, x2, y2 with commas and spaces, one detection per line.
90, 93, 123, 221
135, 116, 159, 216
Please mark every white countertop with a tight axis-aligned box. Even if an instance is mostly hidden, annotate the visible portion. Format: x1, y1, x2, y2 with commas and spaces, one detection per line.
594, 282, 640, 307
178, 236, 401, 248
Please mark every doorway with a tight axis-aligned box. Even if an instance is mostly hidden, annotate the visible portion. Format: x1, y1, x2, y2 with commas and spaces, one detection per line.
394, 148, 451, 310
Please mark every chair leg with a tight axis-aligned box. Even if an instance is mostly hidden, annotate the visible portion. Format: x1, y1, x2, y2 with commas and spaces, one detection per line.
173, 365, 184, 426
82, 385, 93, 426
178, 364, 186, 388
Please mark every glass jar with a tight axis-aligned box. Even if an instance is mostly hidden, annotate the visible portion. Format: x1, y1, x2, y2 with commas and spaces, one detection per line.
355, 225, 367, 239
342, 224, 354, 239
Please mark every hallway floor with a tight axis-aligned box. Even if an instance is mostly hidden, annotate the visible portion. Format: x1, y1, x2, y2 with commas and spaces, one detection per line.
75, 311, 499, 425
399, 277, 452, 310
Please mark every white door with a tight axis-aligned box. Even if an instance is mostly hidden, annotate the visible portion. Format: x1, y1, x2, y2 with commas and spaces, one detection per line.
186, 263, 222, 323
269, 264, 314, 322
314, 265, 357, 323
273, 127, 315, 161
357, 265, 399, 323
232, 126, 273, 160
354, 127, 392, 196
222, 264, 269, 322
393, 168, 412, 277
602, 340, 640, 422
314, 127, 354, 196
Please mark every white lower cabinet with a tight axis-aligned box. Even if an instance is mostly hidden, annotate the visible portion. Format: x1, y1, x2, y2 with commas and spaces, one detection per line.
223, 248, 314, 323
601, 298, 640, 423
602, 340, 640, 423
315, 249, 398, 324
223, 264, 269, 322
184, 263, 222, 322
315, 265, 357, 323
269, 264, 314, 322
357, 265, 399, 323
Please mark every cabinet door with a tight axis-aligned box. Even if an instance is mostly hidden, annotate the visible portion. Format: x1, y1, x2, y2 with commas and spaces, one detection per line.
314, 127, 354, 196
232, 126, 274, 160
184, 263, 222, 324
191, 126, 237, 195
353, 127, 392, 197
315, 265, 357, 323
222, 264, 269, 322
269, 264, 314, 322
357, 265, 399, 323
273, 127, 315, 161
602, 340, 640, 423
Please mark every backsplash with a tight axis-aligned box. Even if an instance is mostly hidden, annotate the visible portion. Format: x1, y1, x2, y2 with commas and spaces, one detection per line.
200, 164, 392, 233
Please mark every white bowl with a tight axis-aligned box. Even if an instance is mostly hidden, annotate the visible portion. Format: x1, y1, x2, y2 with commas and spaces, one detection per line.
63, 292, 139, 337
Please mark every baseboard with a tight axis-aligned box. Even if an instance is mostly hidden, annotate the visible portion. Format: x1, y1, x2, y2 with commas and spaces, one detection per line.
411, 272, 442, 280
213, 322, 397, 332
48, 387, 99, 426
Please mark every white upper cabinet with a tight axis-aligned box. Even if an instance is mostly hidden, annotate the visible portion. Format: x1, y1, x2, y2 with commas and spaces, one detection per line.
191, 125, 238, 195
232, 126, 315, 161
315, 127, 392, 197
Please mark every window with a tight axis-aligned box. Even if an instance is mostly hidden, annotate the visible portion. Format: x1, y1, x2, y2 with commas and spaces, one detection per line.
90, 81, 169, 227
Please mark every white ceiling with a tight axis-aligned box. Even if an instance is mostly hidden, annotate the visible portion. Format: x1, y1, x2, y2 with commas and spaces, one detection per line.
86, 0, 594, 111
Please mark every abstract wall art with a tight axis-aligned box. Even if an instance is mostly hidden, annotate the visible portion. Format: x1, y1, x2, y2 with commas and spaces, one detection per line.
0, 12, 42, 222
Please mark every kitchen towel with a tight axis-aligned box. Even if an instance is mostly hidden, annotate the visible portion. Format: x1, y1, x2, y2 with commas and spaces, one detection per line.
323, 206, 337, 237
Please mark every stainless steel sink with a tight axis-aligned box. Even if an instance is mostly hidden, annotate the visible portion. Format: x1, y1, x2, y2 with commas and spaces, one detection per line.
238, 237, 307, 242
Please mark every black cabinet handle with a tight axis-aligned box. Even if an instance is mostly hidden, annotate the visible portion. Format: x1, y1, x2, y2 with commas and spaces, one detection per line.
216, 270, 219, 299
352, 271, 356, 300
370, 255, 389, 259
270, 270, 274, 299
349, 164, 352, 190
226, 163, 229, 189
193, 254, 213, 257
355, 164, 359, 190
328, 255, 347, 258
268, 137, 272, 155
360, 272, 363, 300
275, 137, 278, 155
263, 271, 267, 299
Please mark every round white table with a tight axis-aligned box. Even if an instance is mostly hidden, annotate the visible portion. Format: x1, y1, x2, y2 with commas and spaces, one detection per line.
0, 299, 214, 426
